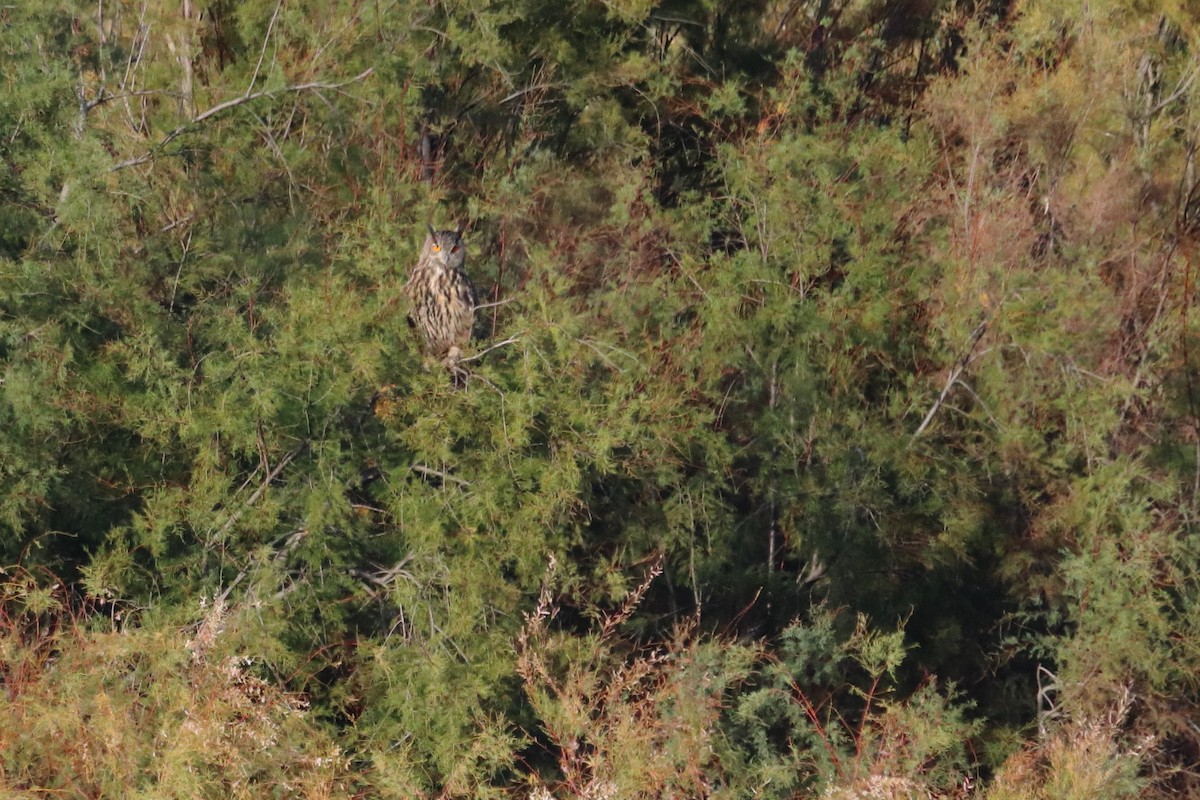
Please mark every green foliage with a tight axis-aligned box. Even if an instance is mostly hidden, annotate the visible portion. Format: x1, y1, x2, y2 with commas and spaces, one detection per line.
3, 0, 1200, 796
724, 607, 978, 799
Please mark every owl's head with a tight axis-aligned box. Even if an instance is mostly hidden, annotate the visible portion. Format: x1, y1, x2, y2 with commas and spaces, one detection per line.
422, 223, 466, 270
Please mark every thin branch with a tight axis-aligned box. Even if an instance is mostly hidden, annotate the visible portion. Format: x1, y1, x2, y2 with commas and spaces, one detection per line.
350, 556, 416, 596
1148, 65, 1199, 117
168, 227, 192, 313
575, 336, 641, 370
211, 440, 309, 541
458, 335, 522, 363
473, 297, 517, 311
1118, 240, 1177, 427
410, 464, 471, 487
120, 2, 151, 133
248, 0, 285, 95
598, 555, 664, 639
106, 69, 374, 173
500, 83, 566, 104
912, 319, 990, 440
215, 527, 308, 607
159, 212, 195, 234
83, 88, 181, 116
950, 376, 1001, 430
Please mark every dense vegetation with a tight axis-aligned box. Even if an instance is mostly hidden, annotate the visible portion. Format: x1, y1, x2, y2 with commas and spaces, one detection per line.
3, 0, 1199, 797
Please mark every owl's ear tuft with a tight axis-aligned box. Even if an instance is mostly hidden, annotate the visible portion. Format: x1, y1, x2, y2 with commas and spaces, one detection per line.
426, 223, 437, 240
454, 221, 466, 239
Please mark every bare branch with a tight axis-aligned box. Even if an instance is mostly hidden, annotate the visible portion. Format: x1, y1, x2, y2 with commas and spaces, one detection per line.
350, 556, 415, 592
214, 527, 308, 607
500, 83, 566, 104
912, 319, 990, 440
248, 0, 285, 95
458, 335, 522, 363
952, 377, 1001, 430
106, 69, 375, 173
576, 336, 640, 368
473, 297, 517, 311
1149, 65, 1199, 117
210, 440, 309, 542
168, 227, 192, 313
410, 464, 471, 487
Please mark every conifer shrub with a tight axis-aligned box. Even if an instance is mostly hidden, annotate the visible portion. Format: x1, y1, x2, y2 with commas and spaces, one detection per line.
0, 572, 355, 799
511, 560, 980, 800
4, 0, 1200, 797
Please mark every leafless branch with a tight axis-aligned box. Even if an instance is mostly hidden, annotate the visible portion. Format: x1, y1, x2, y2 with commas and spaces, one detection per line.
214, 527, 309, 608
210, 440, 309, 542
458, 335, 522, 363
574, 336, 641, 373
500, 83, 566, 104
248, 0, 285, 94
350, 556, 415, 594
120, 2, 151, 132
473, 297, 517, 311
410, 463, 471, 487
159, 212, 195, 234
1149, 65, 1199, 117
953, 376, 1001, 430
912, 319, 990, 439
106, 68, 374, 173
168, 227, 192, 313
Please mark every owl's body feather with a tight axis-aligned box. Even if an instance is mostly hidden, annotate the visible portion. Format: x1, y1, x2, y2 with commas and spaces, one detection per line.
405, 225, 476, 365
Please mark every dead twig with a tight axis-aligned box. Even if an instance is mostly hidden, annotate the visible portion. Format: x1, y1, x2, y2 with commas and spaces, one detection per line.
473, 297, 517, 311
213, 527, 309, 608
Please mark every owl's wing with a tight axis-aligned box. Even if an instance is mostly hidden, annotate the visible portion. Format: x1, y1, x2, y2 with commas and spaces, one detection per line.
464, 275, 486, 342
441, 270, 475, 346
466, 273, 479, 310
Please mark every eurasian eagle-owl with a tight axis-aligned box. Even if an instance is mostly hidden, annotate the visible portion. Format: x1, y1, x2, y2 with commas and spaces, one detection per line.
405, 223, 476, 368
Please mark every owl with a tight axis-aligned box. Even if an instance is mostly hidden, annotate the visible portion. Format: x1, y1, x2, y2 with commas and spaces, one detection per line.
405, 223, 477, 368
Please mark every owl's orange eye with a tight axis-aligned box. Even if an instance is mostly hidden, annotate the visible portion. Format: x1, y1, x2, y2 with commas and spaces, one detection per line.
432, 244, 441, 252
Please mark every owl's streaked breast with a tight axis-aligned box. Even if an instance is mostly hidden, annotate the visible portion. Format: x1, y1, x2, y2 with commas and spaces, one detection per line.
405, 225, 475, 367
